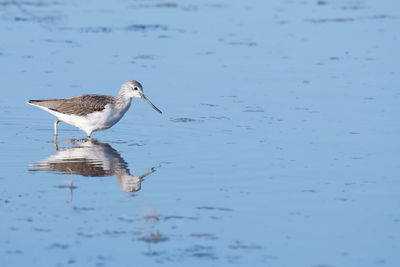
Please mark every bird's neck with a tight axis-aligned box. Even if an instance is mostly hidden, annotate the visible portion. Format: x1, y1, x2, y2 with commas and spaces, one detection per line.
116, 173, 141, 192
115, 91, 132, 112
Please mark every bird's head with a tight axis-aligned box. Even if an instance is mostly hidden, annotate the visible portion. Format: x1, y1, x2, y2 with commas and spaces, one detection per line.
121, 80, 162, 114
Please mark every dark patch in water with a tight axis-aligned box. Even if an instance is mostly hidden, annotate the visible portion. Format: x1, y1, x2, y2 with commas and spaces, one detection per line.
103, 230, 127, 237
200, 116, 230, 120
185, 245, 217, 260
190, 233, 218, 240
164, 215, 199, 220
33, 228, 51, 232
277, 20, 288, 24
369, 14, 395, 20
0, 1, 63, 7
76, 232, 95, 238
192, 253, 218, 260
125, 24, 167, 32
243, 109, 264, 112
158, 34, 170, 38
44, 39, 76, 44
118, 217, 135, 223
305, 18, 355, 23
134, 54, 156, 60
220, 95, 237, 98
139, 231, 168, 243
81, 26, 113, 33
227, 42, 257, 46
49, 243, 69, 249
200, 103, 217, 107
73, 206, 95, 211
306, 15, 395, 24
236, 125, 253, 130
302, 189, 317, 193
229, 241, 262, 250
196, 206, 232, 211
171, 118, 204, 123
340, 5, 365, 10
207, 4, 228, 8
14, 17, 29, 21
156, 3, 178, 8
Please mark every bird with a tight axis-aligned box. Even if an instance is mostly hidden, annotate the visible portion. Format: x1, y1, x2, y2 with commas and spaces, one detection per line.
27, 80, 162, 138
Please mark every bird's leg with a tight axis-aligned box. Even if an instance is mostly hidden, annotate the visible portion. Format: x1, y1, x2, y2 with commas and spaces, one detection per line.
54, 119, 60, 136
53, 134, 59, 151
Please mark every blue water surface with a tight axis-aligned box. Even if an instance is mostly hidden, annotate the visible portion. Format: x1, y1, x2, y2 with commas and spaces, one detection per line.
0, 0, 399, 266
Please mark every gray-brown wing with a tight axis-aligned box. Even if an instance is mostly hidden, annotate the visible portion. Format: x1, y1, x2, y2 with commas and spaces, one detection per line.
29, 94, 116, 116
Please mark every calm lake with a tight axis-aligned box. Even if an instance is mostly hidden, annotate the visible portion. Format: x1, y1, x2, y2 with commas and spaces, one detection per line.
1, 0, 399, 266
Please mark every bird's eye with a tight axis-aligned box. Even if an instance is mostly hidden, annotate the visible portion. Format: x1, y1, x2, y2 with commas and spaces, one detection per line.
134, 87, 138, 91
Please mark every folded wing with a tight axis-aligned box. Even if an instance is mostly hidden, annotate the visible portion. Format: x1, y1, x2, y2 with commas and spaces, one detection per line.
28, 94, 116, 116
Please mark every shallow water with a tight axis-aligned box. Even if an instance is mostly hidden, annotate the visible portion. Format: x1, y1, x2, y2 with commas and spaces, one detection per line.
1, 0, 400, 266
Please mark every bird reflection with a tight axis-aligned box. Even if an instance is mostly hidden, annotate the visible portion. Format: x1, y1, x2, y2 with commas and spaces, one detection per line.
29, 138, 156, 192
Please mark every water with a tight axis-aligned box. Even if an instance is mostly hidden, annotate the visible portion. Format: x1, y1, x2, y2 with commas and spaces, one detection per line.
1, 0, 399, 266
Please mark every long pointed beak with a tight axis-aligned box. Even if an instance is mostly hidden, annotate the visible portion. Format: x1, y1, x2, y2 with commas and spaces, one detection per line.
141, 94, 162, 114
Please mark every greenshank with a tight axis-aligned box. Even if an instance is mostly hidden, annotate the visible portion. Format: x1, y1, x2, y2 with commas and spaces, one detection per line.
27, 80, 162, 137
